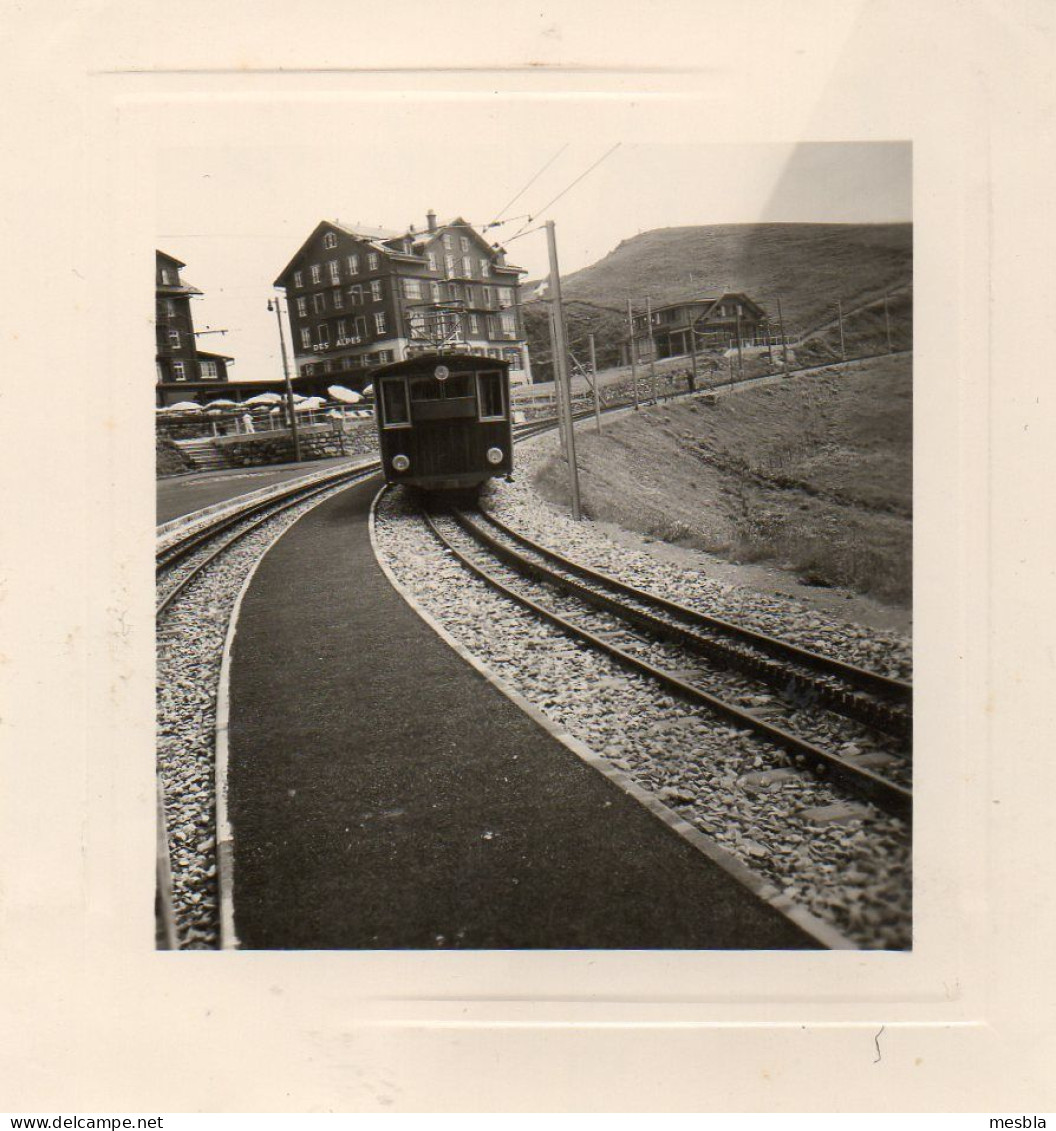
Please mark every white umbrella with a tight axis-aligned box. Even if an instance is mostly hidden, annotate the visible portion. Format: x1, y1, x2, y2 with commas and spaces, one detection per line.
327, 384, 362, 404
361, 384, 374, 397
205, 398, 239, 409
295, 397, 325, 411
164, 401, 202, 412
245, 392, 283, 405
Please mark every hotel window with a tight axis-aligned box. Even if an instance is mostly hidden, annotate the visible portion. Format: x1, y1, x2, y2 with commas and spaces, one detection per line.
310, 264, 322, 284
161, 268, 176, 285
294, 270, 304, 288
296, 296, 308, 317
336, 319, 347, 339
318, 324, 330, 347
483, 287, 494, 309
460, 236, 469, 253
444, 254, 454, 277
404, 278, 422, 299
469, 314, 480, 334
355, 316, 368, 340
367, 252, 379, 270
329, 260, 341, 282
303, 363, 314, 375
300, 328, 311, 348
499, 288, 513, 308
323, 359, 333, 373
168, 328, 180, 347
313, 293, 326, 314
443, 234, 453, 250
324, 232, 337, 249
332, 288, 344, 309
480, 259, 489, 276
427, 252, 437, 271
378, 349, 394, 363
156, 363, 164, 382
346, 254, 359, 274
430, 282, 441, 302
172, 361, 186, 380
501, 310, 517, 335
374, 312, 387, 335
164, 298, 176, 316
347, 286, 361, 306
461, 256, 472, 276
370, 279, 382, 302
200, 359, 218, 379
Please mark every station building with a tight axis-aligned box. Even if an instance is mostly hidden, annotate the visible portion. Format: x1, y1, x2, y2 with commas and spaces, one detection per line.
155, 251, 237, 407
273, 211, 533, 390
625, 292, 772, 364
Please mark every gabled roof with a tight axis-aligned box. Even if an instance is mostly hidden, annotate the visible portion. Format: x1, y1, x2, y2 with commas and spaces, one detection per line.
196, 349, 235, 363
156, 249, 186, 268
647, 291, 767, 320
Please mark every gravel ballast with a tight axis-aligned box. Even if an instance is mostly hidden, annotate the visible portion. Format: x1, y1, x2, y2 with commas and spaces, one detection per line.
374, 434, 912, 949
155, 480, 362, 949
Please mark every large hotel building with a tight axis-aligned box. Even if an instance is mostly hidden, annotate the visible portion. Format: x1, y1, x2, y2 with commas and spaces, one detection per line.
273, 211, 532, 389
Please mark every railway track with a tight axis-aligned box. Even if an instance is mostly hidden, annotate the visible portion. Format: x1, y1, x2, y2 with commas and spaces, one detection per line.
419, 499, 912, 819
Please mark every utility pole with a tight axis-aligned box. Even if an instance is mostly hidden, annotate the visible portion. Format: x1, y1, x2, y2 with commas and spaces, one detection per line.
627, 299, 640, 411
588, 332, 601, 433
268, 295, 301, 463
777, 296, 790, 375
646, 296, 658, 404
765, 317, 774, 366
836, 298, 847, 361
547, 305, 569, 456
883, 293, 893, 353
546, 220, 582, 520
689, 322, 698, 389
735, 307, 744, 379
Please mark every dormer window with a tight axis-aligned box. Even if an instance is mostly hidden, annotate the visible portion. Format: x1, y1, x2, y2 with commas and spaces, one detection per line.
323, 231, 338, 249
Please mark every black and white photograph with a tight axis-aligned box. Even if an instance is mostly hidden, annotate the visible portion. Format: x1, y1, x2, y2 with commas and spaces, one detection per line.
155, 132, 913, 952
5, 0, 1056, 1115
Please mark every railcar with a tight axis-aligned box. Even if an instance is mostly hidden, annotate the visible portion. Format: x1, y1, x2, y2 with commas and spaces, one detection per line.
374, 353, 514, 491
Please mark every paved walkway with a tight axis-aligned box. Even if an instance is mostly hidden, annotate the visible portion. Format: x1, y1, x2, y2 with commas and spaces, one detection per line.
225, 478, 819, 950
156, 457, 354, 525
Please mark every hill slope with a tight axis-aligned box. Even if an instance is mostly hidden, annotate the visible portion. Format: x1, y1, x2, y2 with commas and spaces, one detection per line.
524, 223, 912, 381
532, 353, 912, 606
540, 222, 911, 332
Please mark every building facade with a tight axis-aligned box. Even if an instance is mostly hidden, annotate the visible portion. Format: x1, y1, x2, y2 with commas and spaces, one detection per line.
273, 212, 532, 389
155, 251, 235, 406
625, 292, 770, 364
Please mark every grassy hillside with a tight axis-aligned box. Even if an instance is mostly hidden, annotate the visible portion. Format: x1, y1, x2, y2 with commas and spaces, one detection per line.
533, 353, 912, 605
524, 222, 912, 382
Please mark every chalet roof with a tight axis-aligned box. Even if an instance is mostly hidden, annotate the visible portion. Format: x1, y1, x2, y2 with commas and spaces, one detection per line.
157, 281, 203, 297
275, 216, 524, 285
647, 291, 767, 319
332, 219, 405, 241
156, 249, 186, 268
196, 349, 235, 363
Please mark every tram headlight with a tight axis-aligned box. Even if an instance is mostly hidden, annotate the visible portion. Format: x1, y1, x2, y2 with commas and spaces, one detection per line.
486, 446, 504, 466
391, 454, 410, 472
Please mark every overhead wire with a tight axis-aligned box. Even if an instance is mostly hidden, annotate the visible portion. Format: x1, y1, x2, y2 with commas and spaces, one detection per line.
507, 142, 622, 241
484, 144, 569, 231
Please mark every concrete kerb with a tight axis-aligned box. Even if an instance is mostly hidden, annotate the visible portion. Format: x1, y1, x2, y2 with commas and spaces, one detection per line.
367, 484, 856, 951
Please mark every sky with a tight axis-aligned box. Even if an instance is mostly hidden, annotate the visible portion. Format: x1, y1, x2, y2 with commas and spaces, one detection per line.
156, 135, 910, 385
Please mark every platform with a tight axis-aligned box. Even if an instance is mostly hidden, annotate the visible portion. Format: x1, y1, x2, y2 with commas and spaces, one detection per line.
224, 477, 819, 949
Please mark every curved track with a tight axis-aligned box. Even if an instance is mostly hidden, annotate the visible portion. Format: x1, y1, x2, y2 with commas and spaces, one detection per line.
419, 499, 912, 819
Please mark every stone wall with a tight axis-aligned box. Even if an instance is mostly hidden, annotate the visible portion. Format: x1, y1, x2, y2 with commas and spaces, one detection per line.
214, 423, 378, 468
157, 436, 193, 477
